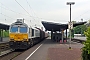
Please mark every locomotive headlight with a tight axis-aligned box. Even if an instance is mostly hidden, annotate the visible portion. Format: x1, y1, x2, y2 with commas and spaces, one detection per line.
23, 38, 27, 41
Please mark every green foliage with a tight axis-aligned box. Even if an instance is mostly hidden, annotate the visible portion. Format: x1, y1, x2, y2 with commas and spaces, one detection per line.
81, 25, 87, 34
73, 25, 81, 34
0, 30, 9, 37
83, 27, 90, 54
73, 25, 87, 34
68, 30, 74, 38
82, 27, 90, 60
82, 50, 90, 60
3, 30, 9, 37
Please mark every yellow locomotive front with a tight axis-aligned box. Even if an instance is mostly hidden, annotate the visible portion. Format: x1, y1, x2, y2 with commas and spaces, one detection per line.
9, 33, 28, 42
9, 19, 29, 49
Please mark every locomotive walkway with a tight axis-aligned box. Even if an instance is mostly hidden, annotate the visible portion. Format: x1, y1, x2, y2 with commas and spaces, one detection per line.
13, 37, 83, 60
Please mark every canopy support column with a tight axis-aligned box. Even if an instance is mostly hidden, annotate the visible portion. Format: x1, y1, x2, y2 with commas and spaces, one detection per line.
62, 30, 64, 43
51, 29, 53, 40
0, 29, 3, 42
66, 29, 67, 42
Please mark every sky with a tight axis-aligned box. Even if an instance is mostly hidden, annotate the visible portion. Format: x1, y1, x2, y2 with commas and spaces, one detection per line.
0, 0, 90, 29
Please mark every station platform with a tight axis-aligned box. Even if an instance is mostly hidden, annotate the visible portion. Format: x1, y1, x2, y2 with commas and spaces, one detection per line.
13, 37, 83, 60
74, 36, 86, 41
0, 37, 9, 43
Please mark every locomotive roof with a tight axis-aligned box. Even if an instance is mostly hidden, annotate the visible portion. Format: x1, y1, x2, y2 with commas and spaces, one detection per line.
15, 21, 23, 23
11, 21, 28, 26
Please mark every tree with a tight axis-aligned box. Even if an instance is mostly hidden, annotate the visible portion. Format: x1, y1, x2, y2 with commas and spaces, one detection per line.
73, 25, 81, 34
73, 25, 87, 34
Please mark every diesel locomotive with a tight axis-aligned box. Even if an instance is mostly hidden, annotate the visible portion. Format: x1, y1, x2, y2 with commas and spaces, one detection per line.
9, 19, 48, 49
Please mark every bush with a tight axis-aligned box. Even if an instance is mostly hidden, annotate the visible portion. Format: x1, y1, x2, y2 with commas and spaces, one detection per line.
82, 49, 90, 60
82, 27, 90, 60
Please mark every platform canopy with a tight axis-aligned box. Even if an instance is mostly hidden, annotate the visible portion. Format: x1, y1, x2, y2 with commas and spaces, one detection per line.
42, 21, 87, 32
0, 23, 9, 30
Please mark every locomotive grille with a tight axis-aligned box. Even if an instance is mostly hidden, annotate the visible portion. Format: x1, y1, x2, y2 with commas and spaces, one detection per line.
14, 34, 23, 41
9, 33, 28, 41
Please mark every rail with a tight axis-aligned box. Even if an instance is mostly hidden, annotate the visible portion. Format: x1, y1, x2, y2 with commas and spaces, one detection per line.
71, 38, 85, 43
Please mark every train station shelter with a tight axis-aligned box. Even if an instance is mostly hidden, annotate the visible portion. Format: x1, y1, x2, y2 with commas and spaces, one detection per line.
42, 21, 86, 43
0, 23, 9, 30
0, 23, 9, 42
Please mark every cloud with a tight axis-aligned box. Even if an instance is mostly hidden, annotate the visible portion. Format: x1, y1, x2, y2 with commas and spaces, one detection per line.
0, 0, 90, 25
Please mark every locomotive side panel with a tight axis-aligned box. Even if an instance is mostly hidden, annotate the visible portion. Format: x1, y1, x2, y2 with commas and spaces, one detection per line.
35, 29, 40, 37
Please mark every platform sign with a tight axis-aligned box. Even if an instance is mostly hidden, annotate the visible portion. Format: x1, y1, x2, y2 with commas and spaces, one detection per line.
68, 22, 73, 29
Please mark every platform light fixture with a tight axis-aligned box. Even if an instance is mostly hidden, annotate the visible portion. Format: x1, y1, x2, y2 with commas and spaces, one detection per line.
67, 2, 75, 22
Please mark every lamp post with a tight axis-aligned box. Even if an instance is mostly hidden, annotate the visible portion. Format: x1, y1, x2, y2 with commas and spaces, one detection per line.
67, 2, 75, 49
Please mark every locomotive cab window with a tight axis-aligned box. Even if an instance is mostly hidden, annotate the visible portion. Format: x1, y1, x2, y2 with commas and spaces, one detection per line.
20, 27, 27, 33
10, 27, 18, 32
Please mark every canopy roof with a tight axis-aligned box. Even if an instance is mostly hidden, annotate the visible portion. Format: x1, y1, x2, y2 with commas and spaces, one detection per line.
0, 23, 9, 30
42, 21, 86, 32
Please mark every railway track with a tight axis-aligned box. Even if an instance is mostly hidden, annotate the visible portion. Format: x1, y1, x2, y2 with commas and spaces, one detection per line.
0, 40, 44, 60
0, 42, 11, 56
0, 49, 25, 60
0, 42, 10, 52
0, 42, 25, 60
71, 38, 85, 43
0, 41, 41, 60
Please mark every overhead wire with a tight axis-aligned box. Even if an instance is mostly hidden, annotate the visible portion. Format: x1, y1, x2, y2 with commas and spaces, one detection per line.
0, 5, 38, 20
0, 2, 31, 18
0, 2, 43, 20
0, 13, 15, 19
73, 10, 90, 21
25, 0, 39, 19
0, 2, 45, 22
25, 0, 41, 26
0, 2, 15, 20
0, 2, 18, 14
1, 1, 68, 25
15, 0, 35, 18
0, 1, 57, 22
15, 0, 54, 22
